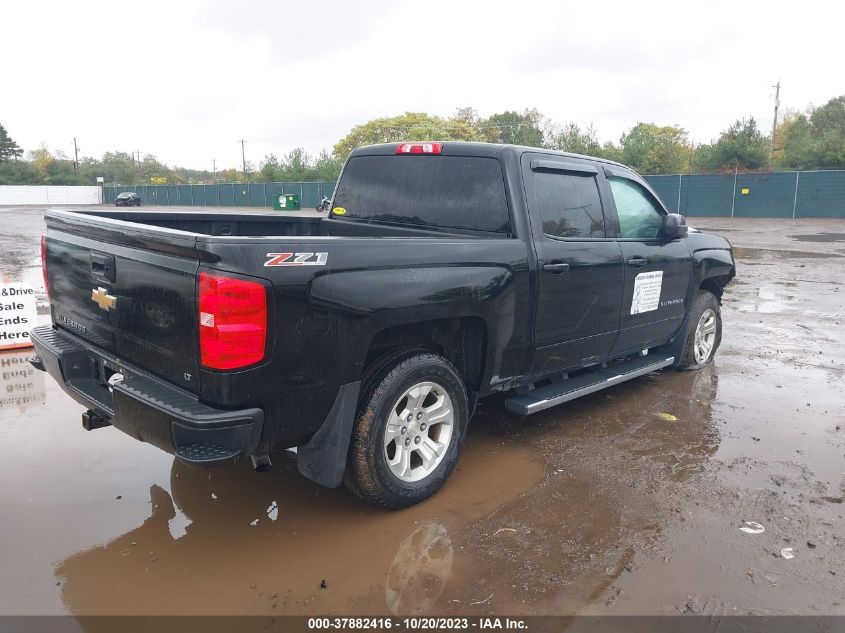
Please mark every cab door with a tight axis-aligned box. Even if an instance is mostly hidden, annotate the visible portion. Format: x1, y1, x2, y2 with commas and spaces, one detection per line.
523, 154, 624, 377
603, 168, 692, 355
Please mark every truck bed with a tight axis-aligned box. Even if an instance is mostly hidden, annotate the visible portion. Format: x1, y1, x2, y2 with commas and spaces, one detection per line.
75, 210, 512, 239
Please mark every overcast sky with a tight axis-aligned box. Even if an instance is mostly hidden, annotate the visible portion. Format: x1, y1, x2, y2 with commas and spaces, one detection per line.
5, 0, 843, 170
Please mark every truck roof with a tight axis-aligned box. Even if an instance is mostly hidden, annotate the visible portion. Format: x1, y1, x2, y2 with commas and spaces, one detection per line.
351, 141, 629, 170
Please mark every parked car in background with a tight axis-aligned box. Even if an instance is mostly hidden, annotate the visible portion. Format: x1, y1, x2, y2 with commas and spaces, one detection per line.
114, 192, 140, 207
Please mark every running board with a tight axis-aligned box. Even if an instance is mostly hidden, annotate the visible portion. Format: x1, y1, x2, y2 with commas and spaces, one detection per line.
504, 355, 675, 416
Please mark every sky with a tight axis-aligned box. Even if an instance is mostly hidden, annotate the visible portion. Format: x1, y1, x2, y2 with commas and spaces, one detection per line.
4, 0, 843, 171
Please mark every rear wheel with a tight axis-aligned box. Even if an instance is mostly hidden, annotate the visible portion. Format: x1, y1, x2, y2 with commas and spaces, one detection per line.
676, 290, 722, 370
344, 352, 468, 509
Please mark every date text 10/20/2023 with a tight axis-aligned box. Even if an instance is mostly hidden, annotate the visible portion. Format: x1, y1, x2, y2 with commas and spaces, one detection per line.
307, 617, 528, 630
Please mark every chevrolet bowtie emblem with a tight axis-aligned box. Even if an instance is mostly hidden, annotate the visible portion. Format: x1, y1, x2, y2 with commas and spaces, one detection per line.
91, 287, 117, 311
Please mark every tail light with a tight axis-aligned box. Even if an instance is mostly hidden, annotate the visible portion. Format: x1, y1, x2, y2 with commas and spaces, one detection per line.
41, 235, 50, 299
198, 272, 267, 370
396, 142, 442, 154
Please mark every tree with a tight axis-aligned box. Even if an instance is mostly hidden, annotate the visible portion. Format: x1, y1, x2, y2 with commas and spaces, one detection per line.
28, 146, 55, 182
312, 149, 343, 180
279, 148, 313, 181
772, 96, 845, 170
698, 118, 769, 171
0, 124, 24, 161
0, 160, 39, 184
546, 122, 602, 156
480, 109, 545, 147
257, 153, 282, 182
776, 113, 814, 169
619, 123, 691, 174
333, 112, 483, 160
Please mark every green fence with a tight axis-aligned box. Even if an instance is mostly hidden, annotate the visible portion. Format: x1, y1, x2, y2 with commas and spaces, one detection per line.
103, 170, 845, 218
644, 170, 845, 218
103, 182, 336, 210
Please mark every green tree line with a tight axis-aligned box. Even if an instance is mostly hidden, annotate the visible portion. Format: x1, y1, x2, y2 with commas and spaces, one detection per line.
2, 94, 843, 186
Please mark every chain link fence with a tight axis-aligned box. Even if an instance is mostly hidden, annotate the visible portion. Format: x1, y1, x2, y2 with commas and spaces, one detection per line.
102, 171, 845, 218
102, 182, 336, 210
644, 170, 845, 218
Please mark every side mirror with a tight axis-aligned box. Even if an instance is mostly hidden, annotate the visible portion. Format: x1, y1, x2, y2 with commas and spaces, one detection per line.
664, 213, 688, 239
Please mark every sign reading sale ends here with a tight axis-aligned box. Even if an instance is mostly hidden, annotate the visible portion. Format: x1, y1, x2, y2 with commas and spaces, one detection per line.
0, 283, 38, 351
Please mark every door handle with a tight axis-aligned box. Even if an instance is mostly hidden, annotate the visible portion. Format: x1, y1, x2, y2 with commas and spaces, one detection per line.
626, 258, 648, 267
542, 262, 570, 274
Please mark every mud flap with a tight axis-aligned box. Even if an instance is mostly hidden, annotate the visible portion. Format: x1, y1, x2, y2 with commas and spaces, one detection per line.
296, 381, 361, 488
664, 312, 692, 369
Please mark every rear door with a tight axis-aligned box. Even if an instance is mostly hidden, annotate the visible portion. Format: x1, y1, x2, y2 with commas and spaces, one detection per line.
522, 154, 624, 376
45, 219, 201, 392
603, 168, 692, 355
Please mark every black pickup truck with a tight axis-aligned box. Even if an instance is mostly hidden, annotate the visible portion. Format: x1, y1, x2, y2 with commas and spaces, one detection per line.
31, 141, 734, 508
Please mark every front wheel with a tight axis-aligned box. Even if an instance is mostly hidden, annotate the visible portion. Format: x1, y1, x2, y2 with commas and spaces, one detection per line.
676, 290, 722, 370
344, 352, 468, 509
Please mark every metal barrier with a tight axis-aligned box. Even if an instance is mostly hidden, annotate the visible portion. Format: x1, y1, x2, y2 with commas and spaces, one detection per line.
102, 182, 336, 210
644, 170, 845, 218
103, 171, 845, 218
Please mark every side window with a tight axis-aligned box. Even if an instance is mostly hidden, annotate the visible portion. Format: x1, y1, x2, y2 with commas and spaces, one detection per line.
532, 170, 605, 239
608, 177, 664, 239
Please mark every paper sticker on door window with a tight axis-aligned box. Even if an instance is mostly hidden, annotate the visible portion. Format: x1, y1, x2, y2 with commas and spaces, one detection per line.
631, 271, 663, 315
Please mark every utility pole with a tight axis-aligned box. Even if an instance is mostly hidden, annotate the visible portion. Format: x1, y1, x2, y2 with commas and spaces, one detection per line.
72, 137, 79, 175
239, 139, 247, 175
769, 81, 781, 165
212, 158, 217, 183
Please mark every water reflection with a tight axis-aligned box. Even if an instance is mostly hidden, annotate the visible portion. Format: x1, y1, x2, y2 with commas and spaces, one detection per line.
54, 436, 543, 616
0, 349, 45, 414
386, 520, 454, 615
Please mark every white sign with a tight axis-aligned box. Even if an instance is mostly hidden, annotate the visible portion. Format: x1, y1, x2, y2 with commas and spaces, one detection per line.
630, 271, 663, 315
0, 282, 38, 350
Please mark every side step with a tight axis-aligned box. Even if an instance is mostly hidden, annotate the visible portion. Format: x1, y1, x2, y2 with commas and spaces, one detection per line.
504, 355, 674, 416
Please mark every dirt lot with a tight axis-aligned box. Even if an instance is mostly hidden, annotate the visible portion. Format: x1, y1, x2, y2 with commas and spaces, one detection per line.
0, 206, 843, 617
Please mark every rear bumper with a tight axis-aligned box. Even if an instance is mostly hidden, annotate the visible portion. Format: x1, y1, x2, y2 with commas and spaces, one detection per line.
30, 325, 264, 466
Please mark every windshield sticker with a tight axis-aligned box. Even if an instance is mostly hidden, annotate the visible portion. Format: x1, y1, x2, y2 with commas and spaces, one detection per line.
265, 252, 328, 267
630, 271, 663, 315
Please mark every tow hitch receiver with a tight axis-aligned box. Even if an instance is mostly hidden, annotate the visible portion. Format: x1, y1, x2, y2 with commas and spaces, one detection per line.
82, 410, 111, 431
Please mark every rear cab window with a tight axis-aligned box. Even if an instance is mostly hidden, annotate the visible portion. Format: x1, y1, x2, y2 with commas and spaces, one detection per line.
332, 154, 512, 235
532, 169, 606, 239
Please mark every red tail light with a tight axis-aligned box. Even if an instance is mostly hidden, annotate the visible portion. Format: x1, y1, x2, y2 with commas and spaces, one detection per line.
198, 272, 267, 370
41, 235, 50, 299
396, 142, 442, 155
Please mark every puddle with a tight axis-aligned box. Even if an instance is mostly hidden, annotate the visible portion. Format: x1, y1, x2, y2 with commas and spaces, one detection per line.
790, 232, 845, 243
0, 352, 544, 616
733, 247, 842, 260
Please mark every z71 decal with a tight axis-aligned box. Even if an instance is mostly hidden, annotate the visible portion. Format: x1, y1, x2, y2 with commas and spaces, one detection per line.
264, 252, 328, 267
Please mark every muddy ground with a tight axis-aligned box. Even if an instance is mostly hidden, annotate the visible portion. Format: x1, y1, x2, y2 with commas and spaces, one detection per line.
0, 207, 842, 617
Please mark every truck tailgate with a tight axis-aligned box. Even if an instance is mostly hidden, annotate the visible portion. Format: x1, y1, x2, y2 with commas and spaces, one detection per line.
44, 212, 201, 393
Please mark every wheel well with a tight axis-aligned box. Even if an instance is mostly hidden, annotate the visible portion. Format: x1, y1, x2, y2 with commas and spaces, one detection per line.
700, 274, 733, 302
363, 317, 487, 393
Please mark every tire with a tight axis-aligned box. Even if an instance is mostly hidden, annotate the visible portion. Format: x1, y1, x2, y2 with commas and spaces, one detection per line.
344, 352, 468, 509
676, 290, 722, 370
